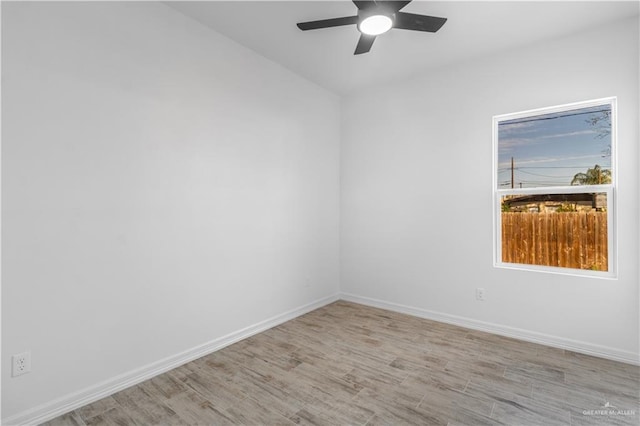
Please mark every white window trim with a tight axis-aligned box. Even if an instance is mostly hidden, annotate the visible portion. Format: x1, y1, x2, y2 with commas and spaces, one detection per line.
492, 97, 617, 279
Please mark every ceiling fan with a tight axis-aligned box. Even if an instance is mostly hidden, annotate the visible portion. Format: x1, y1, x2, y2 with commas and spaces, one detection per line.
296, 0, 447, 55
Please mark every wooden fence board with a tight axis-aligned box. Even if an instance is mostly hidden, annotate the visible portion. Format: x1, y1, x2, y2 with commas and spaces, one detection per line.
501, 211, 607, 271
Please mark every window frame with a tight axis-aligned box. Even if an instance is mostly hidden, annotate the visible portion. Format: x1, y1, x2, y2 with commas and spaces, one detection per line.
492, 97, 617, 279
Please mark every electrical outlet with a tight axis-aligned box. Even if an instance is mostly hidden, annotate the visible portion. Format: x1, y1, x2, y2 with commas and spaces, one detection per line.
12, 351, 31, 377
476, 288, 486, 301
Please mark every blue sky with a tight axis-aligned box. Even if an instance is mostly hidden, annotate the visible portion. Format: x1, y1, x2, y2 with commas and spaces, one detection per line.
497, 104, 611, 188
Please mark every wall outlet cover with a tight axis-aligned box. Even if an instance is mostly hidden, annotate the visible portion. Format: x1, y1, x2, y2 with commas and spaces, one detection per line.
12, 351, 31, 377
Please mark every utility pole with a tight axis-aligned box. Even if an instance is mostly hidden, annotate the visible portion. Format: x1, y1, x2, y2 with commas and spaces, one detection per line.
511, 157, 514, 189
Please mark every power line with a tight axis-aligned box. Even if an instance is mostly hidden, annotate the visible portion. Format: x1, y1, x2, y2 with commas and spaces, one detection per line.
500, 108, 610, 126
519, 182, 576, 186
497, 165, 610, 172
499, 181, 576, 187
516, 169, 573, 178
512, 165, 609, 169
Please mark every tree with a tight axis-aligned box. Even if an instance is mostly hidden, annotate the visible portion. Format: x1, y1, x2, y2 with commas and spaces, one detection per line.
585, 110, 611, 139
585, 109, 611, 157
571, 164, 611, 185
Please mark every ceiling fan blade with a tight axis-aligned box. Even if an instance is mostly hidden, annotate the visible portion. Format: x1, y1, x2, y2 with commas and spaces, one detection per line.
354, 34, 376, 55
352, 1, 375, 11
297, 15, 358, 31
377, 1, 413, 12
394, 12, 447, 32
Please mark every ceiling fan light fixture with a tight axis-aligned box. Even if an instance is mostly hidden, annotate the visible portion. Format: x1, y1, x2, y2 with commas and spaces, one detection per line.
296, 0, 447, 55
359, 15, 393, 36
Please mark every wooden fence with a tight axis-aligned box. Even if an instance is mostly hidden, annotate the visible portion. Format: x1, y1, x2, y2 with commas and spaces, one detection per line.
501, 211, 608, 271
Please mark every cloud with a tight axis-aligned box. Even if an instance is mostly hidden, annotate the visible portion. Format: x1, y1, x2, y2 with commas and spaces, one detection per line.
537, 129, 597, 139
499, 128, 599, 152
497, 154, 606, 169
498, 121, 537, 137
500, 121, 536, 130
498, 137, 530, 151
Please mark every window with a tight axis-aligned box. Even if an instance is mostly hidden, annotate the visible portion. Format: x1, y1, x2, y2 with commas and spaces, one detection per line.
493, 98, 616, 277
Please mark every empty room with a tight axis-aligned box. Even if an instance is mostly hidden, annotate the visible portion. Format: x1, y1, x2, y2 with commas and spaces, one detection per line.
2, 1, 639, 425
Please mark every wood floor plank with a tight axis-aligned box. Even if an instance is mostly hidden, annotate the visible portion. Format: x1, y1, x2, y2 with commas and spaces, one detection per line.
138, 372, 190, 401
402, 369, 471, 395
342, 360, 410, 392
176, 367, 247, 411
420, 395, 499, 426
231, 369, 309, 418
224, 397, 296, 426
443, 358, 507, 382
490, 394, 571, 426
417, 384, 495, 420
111, 384, 180, 425
287, 361, 365, 402
565, 366, 640, 400
76, 396, 119, 422
40, 411, 86, 426
364, 402, 447, 426
43, 301, 640, 426
291, 346, 355, 378
530, 379, 606, 414
289, 396, 374, 426
83, 407, 138, 426
353, 383, 426, 415
503, 361, 566, 385
463, 375, 534, 403
148, 387, 236, 426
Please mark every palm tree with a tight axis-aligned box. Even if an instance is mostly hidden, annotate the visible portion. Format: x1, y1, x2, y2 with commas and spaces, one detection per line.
571, 164, 611, 185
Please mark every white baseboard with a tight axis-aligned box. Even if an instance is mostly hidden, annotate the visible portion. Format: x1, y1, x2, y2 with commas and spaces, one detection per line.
340, 292, 640, 366
3, 293, 340, 426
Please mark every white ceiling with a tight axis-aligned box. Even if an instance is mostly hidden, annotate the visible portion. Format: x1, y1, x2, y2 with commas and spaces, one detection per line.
166, 1, 639, 95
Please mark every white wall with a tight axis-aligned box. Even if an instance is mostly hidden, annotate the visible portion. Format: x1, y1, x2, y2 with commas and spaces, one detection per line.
2, 2, 340, 420
341, 16, 639, 362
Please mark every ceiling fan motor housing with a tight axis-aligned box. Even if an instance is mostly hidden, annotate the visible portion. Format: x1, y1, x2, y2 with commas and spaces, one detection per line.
358, 10, 395, 35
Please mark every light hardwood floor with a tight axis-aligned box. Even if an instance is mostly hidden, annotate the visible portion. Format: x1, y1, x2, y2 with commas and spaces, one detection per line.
44, 301, 639, 425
